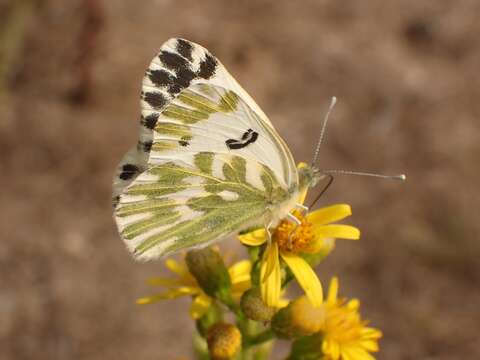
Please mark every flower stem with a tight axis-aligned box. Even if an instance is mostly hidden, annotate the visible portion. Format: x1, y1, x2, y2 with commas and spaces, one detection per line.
244, 329, 274, 348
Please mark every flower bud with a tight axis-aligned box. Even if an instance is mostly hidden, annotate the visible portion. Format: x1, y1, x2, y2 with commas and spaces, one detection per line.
206, 322, 242, 360
186, 248, 231, 300
271, 296, 325, 339
240, 288, 276, 322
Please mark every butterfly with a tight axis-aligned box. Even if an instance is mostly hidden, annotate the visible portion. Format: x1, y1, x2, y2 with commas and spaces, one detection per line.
113, 38, 353, 260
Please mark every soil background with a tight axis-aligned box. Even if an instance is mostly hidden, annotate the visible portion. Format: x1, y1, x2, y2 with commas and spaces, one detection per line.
1, 1, 479, 359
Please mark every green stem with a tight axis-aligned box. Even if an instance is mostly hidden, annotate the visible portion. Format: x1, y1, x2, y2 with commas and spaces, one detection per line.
245, 329, 275, 348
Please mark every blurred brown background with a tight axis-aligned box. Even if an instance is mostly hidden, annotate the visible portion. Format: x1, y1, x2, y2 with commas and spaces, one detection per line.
1, 0, 479, 359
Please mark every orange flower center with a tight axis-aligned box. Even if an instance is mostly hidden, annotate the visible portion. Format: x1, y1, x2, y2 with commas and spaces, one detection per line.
274, 210, 314, 253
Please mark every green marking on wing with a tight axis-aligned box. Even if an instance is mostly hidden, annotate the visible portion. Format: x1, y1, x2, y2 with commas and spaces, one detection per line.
222, 156, 246, 183
136, 202, 266, 255
119, 153, 289, 258
155, 122, 191, 137
151, 141, 177, 152
218, 91, 240, 112
161, 106, 209, 124
123, 211, 181, 240
194, 152, 214, 174
151, 86, 241, 153
162, 88, 239, 124
116, 198, 177, 217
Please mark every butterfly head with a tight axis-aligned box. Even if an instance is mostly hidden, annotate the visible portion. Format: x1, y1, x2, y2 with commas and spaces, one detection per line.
298, 163, 327, 190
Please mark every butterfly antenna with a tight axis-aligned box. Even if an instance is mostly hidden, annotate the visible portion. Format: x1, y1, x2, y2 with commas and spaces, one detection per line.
311, 96, 337, 167
322, 169, 406, 181
309, 174, 334, 208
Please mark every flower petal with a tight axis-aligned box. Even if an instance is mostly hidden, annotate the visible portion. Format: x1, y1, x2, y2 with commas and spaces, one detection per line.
313, 224, 360, 240
146, 277, 178, 287
165, 259, 186, 275
260, 246, 281, 307
189, 293, 212, 319
238, 228, 267, 246
262, 241, 279, 282
303, 237, 336, 254
232, 280, 251, 296
228, 260, 251, 281
327, 277, 339, 305
136, 288, 184, 304
230, 261, 252, 295
347, 298, 360, 310
307, 204, 352, 225
280, 252, 323, 307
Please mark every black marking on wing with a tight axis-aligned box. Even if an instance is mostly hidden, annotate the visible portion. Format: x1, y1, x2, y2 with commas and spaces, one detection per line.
225, 129, 259, 150
178, 135, 192, 147
119, 164, 140, 180
141, 39, 219, 129
169, 68, 196, 94
198, 53, 217, 79
158, 51, 189, 72
143, 92, 167, 109
141, 113, 159, 129
176, 39, 193, 61
148, 68, 196, 95
148, 69, 172, 88
142, 141, 153, 152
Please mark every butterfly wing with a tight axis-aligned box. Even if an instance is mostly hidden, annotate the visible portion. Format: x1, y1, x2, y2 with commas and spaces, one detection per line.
113, 38, 296, 200
113, 38, 299, 259
115, 152, 290, 260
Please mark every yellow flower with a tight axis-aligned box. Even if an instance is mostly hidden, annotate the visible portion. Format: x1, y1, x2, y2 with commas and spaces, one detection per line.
321, 277, 382, 360
238, 193, 359, 308
137, 258, 251, 319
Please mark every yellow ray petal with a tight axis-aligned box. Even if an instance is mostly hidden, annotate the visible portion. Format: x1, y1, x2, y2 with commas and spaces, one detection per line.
232, 280, 251, 296
262, 241, 279, 282
165, 259, 187, 275
136, 289, 181, 304
313, 224, 360, 240
174, 286, 200, 296
260, 249, 281, 307
347, 298, 360, 310
280, 252, 323, 307
303, 237, 336, 254
238, 228, 267, 246
342, 347, 375, 360
327, 277, 339, 305
359, 339, 380, 352
146, 277, 178, 287
228, 260, 251, 281
307, 204, 352, 225
189, 293, 212, 319
361, 327, 383, 339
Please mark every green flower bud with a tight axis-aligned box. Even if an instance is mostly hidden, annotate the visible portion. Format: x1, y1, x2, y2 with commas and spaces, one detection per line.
240, 288, 276, 322
206, 322, 242, 360
186, 248, 231, 300
271, 296, 325, 339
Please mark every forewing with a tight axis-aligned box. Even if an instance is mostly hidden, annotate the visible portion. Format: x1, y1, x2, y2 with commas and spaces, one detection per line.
115, 152, 289, 260
148, 84, 296, 189
139, 38, 297, 188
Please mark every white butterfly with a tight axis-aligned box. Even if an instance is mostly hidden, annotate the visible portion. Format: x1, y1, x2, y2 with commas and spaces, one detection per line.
112, 38, 403, 260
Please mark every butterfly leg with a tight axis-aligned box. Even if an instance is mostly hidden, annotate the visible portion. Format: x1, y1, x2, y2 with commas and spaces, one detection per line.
287, 212, 302, 225
295, 203, 309, 213
286, 213, 302, 250
265, 221, 274, 247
